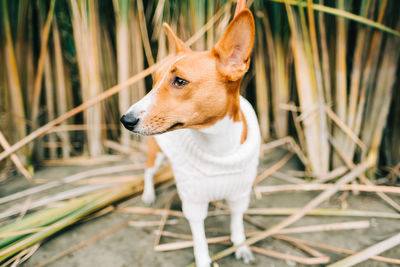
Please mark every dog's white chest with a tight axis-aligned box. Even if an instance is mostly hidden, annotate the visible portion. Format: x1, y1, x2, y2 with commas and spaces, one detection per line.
155, 97, 261, 203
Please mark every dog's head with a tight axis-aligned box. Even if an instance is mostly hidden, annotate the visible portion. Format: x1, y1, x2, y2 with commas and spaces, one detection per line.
120, 9, 255, 135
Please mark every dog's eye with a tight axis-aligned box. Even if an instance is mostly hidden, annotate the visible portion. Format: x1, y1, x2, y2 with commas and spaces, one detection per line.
172, 76, 188, 88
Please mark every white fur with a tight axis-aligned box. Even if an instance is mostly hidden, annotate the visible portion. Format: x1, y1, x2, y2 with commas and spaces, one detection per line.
145, 97, 261, 266
192, 115, 243, 156
142, 152, 164, 205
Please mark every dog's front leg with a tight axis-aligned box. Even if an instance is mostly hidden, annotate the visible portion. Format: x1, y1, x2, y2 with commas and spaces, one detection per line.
228, 197, 254, 264
143, 137, 164, 205
183, 201, 211, 267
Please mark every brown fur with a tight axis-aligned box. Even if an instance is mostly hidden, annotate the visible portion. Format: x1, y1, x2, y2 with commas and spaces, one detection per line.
146, 136, 162, 168
140, 10, 254, 138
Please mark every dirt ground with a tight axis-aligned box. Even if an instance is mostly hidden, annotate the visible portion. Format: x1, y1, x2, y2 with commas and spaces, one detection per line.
1, 149, 400, 267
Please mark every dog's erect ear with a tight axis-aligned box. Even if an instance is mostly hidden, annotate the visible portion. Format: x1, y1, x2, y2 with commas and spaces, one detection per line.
212, 9, 255, 81
163, 23, 190, 54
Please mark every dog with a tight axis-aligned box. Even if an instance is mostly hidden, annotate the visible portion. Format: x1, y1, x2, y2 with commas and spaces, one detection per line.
120, 8, 260, 267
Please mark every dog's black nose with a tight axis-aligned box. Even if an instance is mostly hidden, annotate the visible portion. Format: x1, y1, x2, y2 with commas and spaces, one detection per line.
120, 114, 139, 131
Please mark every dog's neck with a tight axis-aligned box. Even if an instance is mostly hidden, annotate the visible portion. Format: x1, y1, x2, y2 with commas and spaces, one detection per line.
190, 113, 244, 156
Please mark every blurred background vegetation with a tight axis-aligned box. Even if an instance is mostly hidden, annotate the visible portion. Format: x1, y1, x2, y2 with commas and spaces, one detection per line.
0, 0, 399, 180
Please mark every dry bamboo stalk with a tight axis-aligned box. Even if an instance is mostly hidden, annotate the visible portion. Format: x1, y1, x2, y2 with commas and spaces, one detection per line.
201, 158, 374, 265
329, 136, 400, 212
15, 198, 32, 221
0, 227, 50, 238
278, 220, 370, 234
287, 235, 400, 265
205, 0, 215, 50
155, 220, 370, 252
113, 0, 132, 148
250, 246, 329, 265
311, 166, 348, 184
36, 221, 131, 267
1, 0, 27, 145
0, 164, 146, 205
0, 1, 229, 162
296, 104, 319, 124
136, 0, 155, 67
12, 243, 40, 266
272, 234, 327, 258
0, 131, 32, 181
346, 25, 366, 155
254, 21, 270, 141
245, 208, 400, 219
0, 57, 163, 162
261, 137, 293, 152
254, 151, 295, 185
151, 0, 167, 40
154, 230, 193, 240
156, 232, 329, 265
0, 243, 40, 267
363, 32, 400, 163
70, 175, 140, 185
286, 2, 328, 175
52, 17, 71, 158
129, 8, 146, 108
317, 0, 331, 106
47, 124, 118, 133
325, 106, 366, 151
328, 232, 400, 267
117, 207, 184, 217
255, 183, 400, 195
80, 206, 115, 223
42, 155, 126, 166
0, 171, 173, 261
155, 236, 230, 252
129, 219, 179, 227
333, 0, 348, 160
290, 108, 309, 169
306, 0, 330, 177
286, 139, 309, 167
346, 3, 389, 161
119, 205, 400, 220
386, 162, 400, 180
260, 135, 309, 167
103, 140, 134, 154
87, 0, 103, 156
0, 184, 111, 220
267, 13, 290, 139
154, 192, 176, 249
43, 52, 56, 159
270, 171, 306, 184
185, 0, 232, 47
31, 0, 56, 123
118, 206, 228, 217
211, 202, 366, 262
0, 167, 172, 220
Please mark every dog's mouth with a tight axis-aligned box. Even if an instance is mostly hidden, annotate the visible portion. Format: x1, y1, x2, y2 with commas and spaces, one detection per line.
132, 122, 185, 136
166, 122, 184, 131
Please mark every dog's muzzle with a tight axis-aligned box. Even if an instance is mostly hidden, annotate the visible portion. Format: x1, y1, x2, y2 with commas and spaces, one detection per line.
120, 114, 139, 131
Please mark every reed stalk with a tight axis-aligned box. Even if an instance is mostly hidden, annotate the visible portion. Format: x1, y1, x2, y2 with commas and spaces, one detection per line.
69, 0, 103, 156
114, 0, 132, 148
1, 0, 26, 154
52, 18, 71, 158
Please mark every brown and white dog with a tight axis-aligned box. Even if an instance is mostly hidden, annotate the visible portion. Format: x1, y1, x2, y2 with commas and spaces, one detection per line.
121, 8, 260, 267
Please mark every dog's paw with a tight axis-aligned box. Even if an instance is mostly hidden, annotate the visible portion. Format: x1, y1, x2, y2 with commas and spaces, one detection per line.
235, 245, 254, 264
141, 189, 155, 205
